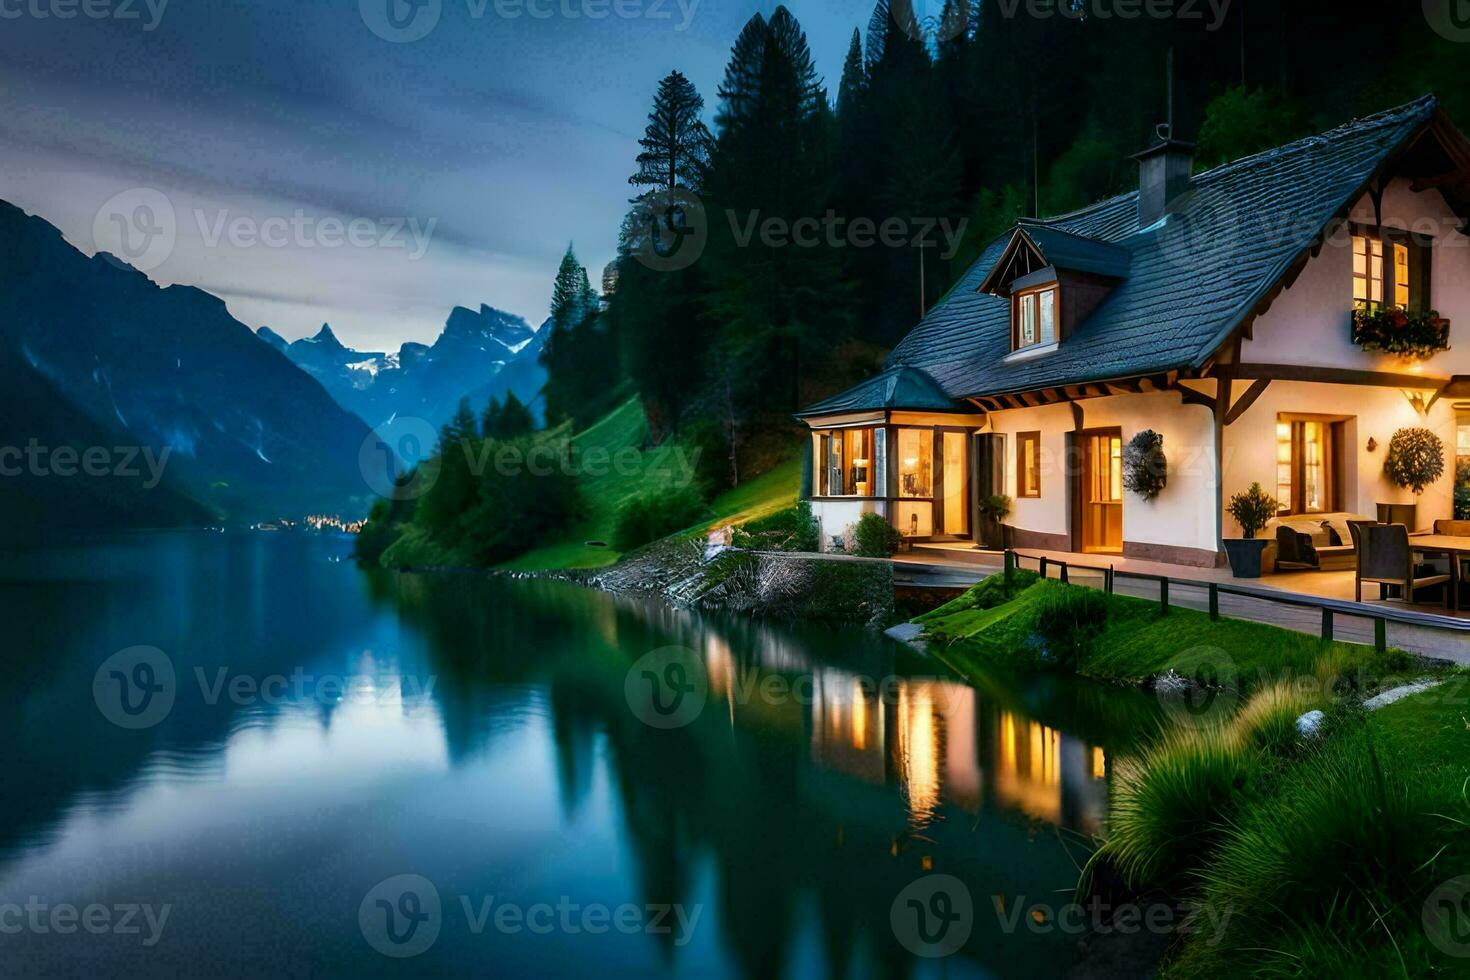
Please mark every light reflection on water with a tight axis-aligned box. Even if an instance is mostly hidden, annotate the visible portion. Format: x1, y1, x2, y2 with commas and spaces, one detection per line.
0, 530, 1159, 978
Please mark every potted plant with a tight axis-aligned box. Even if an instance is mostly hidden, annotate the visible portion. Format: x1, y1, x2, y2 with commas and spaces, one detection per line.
1350, 306, 1451, 360
1382, 426, 1445, 530
977, 493, 1011, 550
1224, 482, 1276, 578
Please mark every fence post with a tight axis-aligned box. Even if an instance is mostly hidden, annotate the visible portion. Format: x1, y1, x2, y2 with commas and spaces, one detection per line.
1106, 565, 1114, 594
1320, 608, 1334, 643
1208, 583, 1219, 621
1159, 578, 1169, 616
1059, 561, 1069, 585
1374, 617, 1386, 653
1039, 556, 1048, 579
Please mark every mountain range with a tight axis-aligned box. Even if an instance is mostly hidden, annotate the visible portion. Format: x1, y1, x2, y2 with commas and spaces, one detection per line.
0, 199, 378, 526
257, 304, 546, 462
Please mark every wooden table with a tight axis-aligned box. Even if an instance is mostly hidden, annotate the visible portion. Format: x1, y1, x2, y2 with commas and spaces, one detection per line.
1409, 534, 1470, 611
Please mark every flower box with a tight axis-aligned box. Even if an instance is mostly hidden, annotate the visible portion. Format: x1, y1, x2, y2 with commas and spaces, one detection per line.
1350, 306, 1450, 360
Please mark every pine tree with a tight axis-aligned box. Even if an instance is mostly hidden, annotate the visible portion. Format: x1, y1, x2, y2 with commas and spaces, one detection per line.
482, 391, 535, 440
836, 29, 866, 124
629, 70, 711, 196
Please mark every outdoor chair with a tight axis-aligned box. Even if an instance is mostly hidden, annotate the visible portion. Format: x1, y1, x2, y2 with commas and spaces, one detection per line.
1356, 524, 1451, 608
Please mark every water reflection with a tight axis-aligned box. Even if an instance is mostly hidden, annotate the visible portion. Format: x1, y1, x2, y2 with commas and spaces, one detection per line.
0, 531, 1161, 978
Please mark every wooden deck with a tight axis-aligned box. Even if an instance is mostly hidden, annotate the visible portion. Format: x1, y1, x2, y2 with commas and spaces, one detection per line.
893, 543, 1470, 665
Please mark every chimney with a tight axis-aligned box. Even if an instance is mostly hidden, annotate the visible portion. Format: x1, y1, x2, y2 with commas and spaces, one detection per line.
1133, 125, 1194, 228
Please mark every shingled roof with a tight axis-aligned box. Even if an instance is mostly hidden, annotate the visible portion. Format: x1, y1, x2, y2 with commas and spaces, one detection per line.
802, 95, 1457, 414
794, 364, 964, 417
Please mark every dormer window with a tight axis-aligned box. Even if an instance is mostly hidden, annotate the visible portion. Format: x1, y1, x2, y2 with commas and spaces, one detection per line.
979, 224, 1128, 355
1013, 285, 1058, 350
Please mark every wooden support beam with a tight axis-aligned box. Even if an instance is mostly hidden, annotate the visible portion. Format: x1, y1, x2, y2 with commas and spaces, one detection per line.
1223, 378, 1271, 426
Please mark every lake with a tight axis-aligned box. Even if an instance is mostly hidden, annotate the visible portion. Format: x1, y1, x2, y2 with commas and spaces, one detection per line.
0, 531, 1161, 977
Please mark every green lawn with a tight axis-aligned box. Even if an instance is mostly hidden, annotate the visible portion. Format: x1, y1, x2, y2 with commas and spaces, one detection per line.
920, 576, 1423, 693
500, 399, 802, 571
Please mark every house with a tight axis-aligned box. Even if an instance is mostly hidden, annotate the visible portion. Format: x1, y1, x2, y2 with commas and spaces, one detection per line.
798, 95, 1470, 568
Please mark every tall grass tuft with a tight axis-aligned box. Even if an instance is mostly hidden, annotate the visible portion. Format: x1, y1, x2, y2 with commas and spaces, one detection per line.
1171, 728, 1470, 977
1227, 678, 1326, 756
1087, 724, 1258, 890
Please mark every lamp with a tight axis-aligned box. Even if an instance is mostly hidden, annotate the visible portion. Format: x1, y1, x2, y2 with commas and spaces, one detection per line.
1401, 388, 1432, 416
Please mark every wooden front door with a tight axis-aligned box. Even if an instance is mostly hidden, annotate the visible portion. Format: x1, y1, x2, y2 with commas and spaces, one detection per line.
1078, 428, 1123, 553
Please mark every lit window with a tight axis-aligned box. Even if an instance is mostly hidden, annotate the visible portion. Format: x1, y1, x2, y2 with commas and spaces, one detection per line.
1013, 287, 1057, 350
1017, 431, 1041, 498
1393, 242, 1410, 307
1276, 416, 1342, 515
824, 427, 884, 497
897, 429, 933, 497
1352, 234, 1383, 307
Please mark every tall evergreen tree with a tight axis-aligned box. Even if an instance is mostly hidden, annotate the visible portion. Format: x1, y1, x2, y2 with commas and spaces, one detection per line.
614, 71, 716, 443
540, 244, 611, 427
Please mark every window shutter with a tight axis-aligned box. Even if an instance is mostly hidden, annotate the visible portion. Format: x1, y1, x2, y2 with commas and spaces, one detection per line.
1409, 232, 1433, 312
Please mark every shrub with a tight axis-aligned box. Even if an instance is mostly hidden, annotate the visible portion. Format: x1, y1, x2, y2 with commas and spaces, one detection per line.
1458, 459, 1470, 520
1031, 583, 1108, 668
1226, 482, 1275, 538
459, 434, 580, 564
1384, 426, 1445, 495
852, 512, 901, 557
1177, 729, 1465, 977
1088, 724, 1259, 889
1121, 429, 1167, 500
731, 501, 819, 552
612, 486, 710, 552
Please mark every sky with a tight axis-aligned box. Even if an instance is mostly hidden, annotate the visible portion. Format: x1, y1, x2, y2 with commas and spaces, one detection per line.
0, 0, 881, 352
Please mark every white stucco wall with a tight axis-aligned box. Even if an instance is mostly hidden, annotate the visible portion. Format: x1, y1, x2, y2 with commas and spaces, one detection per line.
810, 498, 886, 552
1241, 178, 1470, 376
986, 392, 1219, 557
1221, 380, 1459, 533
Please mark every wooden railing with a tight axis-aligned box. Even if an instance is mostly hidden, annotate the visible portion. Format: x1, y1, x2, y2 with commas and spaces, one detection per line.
1002, 549, 1470, 653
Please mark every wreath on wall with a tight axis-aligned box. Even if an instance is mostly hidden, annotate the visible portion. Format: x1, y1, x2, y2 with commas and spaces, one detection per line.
1122, 429, 1167, 500
1383, 427, 1445, 495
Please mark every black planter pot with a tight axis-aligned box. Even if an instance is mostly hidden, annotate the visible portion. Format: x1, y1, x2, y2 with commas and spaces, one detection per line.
1223, 537, 1269, 578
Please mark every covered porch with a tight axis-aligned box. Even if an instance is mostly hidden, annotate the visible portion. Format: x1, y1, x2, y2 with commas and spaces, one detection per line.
893, 540, 1470, 664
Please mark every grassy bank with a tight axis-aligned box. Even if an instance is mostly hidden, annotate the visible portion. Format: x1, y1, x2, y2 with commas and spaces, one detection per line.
917, 572, 1420, 692
914, 574, 1467, 976
372, 397, 802, 572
